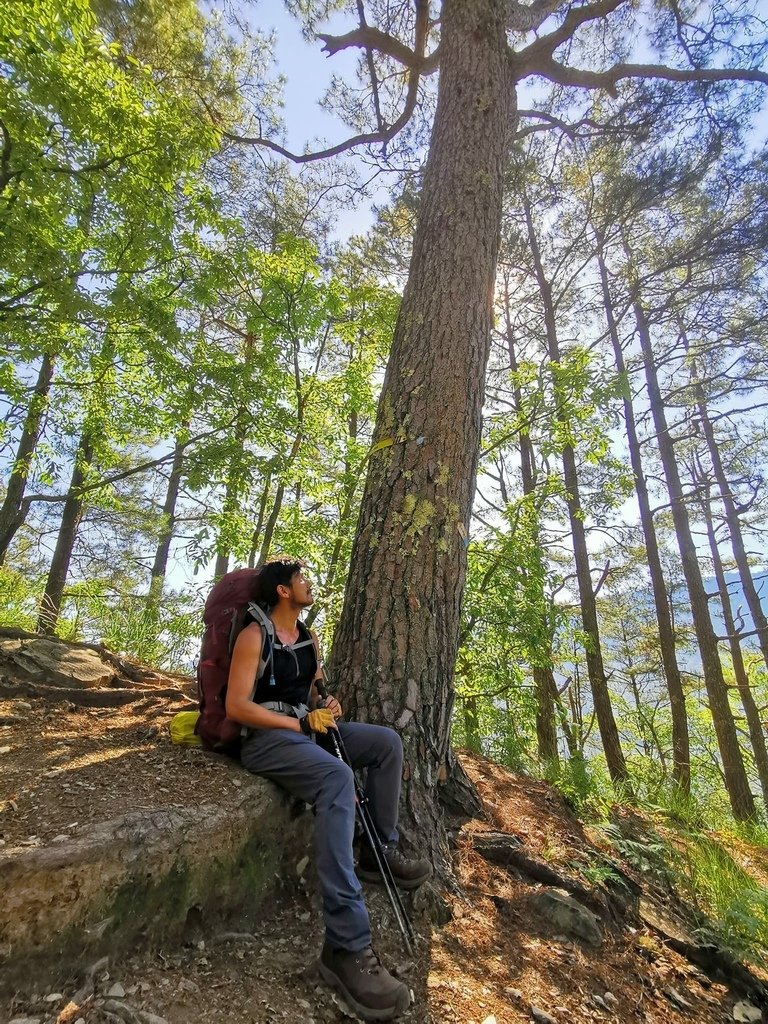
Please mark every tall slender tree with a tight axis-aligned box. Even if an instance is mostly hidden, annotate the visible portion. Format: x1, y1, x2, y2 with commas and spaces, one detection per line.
595, 235, 691, 792
522, 189, 629, 784
693, 464, 768, 811
624, 246, 754, 819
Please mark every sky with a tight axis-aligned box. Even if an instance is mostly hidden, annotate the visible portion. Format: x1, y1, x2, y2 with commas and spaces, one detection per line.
249, 3, 768, 235
263, 6, 359, 150
254, 4, 386, 238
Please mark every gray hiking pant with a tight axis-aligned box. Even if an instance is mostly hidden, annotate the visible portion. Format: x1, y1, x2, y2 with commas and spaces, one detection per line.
240, 721, 402, 951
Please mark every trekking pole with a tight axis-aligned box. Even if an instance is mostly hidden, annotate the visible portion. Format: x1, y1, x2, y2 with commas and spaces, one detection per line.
315, 682, 416, 955
331, 721, 417, 948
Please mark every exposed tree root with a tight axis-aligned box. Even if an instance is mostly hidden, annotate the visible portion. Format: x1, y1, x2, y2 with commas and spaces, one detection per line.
471, 830, 610, 916
439, 753, 485, 822
0, 678, 192, 707
640, 899, 768, 1004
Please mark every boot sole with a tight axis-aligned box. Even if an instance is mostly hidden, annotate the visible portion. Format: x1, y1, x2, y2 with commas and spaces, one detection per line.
357, 866, 431, 891
318, 959, 410, 1021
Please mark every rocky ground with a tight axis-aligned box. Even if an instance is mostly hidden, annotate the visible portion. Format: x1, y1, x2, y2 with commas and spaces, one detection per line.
2, 631, 767, 1024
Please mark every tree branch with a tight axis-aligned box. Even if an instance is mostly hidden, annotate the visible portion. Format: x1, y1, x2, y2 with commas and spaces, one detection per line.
517, 0, 625, 66
43, 149, 149, 176
535, 56, 768, 96
20, 420, 236, 509
318, 25, 439, 73
227, 1, 434, 164
506, 0, 566, 35
356, 1, 386, 134
516, 108, 609, 139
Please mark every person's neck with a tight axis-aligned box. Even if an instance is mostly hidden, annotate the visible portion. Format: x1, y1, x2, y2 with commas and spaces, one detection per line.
269, 603, 299, 634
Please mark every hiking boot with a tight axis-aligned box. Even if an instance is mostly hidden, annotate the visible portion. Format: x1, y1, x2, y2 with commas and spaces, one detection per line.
357, 842, 432, 890
319, 943, 410, 1021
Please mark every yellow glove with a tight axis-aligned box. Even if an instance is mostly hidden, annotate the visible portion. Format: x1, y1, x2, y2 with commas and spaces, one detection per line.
300, 707, 336, 735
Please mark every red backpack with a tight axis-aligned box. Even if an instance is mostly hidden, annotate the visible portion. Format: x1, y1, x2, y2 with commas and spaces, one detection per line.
195, 568, 272, 754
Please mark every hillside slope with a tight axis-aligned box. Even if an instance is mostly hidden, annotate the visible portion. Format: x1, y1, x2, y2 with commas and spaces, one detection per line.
2, 633, 767, 1024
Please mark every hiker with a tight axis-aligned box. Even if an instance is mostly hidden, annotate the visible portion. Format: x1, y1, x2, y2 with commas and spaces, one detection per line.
224, 557, 431, 1022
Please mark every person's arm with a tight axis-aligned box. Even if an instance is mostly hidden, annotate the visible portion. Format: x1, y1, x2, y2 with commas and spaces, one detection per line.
309, 629, 343, 719
225, 623, 302, 732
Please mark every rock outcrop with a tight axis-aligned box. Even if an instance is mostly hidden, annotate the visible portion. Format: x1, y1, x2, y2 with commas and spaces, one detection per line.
0, 631, 312, 992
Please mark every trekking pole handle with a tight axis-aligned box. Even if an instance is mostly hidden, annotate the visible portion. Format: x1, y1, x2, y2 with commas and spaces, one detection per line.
314, 679, 336, 717
316, 674, 342, 717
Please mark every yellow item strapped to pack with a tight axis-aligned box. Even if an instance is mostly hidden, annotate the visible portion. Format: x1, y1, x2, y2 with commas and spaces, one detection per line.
169, 710, 203, 747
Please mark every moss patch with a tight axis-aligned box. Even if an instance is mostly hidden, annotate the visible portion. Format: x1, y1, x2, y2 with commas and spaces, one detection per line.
1, 825, 293, 993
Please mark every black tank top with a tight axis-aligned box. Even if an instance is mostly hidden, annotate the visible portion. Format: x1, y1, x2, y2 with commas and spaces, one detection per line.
247, 615, 317, 707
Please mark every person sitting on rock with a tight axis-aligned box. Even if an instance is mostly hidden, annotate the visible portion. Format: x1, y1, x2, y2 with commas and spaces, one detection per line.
225, 557, 431, 1022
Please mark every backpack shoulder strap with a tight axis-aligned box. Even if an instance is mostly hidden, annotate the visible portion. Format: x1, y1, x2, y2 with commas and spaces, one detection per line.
272, 617, 315, 653
307, 627, 323, 681
245, 601, 275, 686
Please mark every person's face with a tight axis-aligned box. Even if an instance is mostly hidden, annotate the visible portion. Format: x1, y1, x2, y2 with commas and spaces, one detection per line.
286, 570, 314, 608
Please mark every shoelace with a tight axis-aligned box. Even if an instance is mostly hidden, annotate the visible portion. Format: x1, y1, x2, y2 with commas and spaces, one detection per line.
355, 948, 383, 975
387, 849, 412, 870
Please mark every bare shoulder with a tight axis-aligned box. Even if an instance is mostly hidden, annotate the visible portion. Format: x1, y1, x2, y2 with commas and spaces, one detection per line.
233, 621, 263, 654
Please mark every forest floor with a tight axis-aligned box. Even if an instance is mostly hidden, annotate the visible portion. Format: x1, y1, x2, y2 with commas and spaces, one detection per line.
2, 681, 768, 1024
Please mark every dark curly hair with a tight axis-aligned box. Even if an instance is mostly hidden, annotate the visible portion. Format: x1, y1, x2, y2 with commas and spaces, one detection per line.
256, 557, 305, 609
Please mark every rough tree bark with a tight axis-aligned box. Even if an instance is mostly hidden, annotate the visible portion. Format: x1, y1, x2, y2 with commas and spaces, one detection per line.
596, 240, 690, 793
522, 196, 628, 786
625, 251, 754, 820
328, 0, 512, 860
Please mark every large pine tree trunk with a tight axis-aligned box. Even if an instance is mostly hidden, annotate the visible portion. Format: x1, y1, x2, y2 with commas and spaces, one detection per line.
37, 433, 94, 634
0, 353, 56, 563
596, 242, 690, 793
627, 277, 754, 819
329, 0, 511, 857
522, 198, 628, 785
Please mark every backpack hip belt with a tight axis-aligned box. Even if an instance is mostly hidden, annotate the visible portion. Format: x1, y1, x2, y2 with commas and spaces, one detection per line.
257, 700, 310, 720
242, 701, 312, 740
